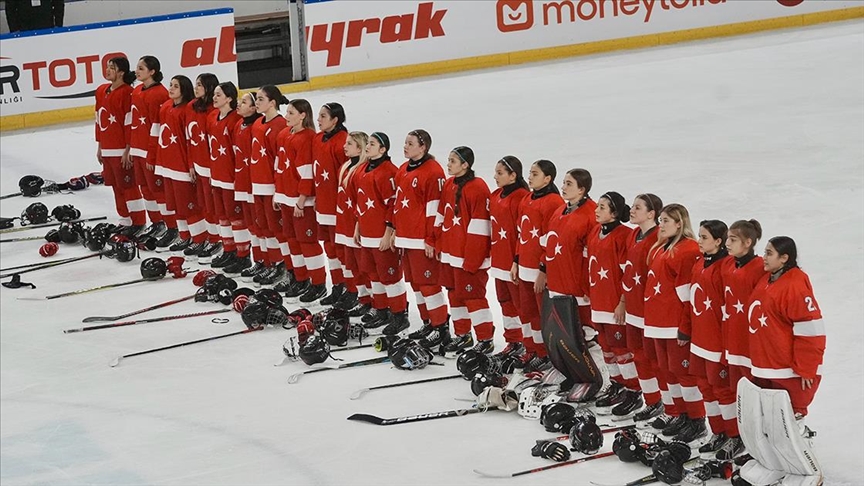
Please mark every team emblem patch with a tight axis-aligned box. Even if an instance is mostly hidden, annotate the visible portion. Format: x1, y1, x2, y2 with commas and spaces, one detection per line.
719, 369, 728, 379
187, 203, 195, 210
424, 270, 432, 279
124, 175, 132, 183
614, 331, 622, 341
681, 359, 690, 369
155, 179, 163, 186
465, 284, 473, 293
234, 206, 242, 214
306, 229, 313, 237
388, 267, 396, 276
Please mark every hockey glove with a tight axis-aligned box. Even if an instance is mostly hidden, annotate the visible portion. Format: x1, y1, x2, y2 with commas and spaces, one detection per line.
531, 440, 571, 462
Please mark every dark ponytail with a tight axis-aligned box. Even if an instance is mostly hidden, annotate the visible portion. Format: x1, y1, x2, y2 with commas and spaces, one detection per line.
139, 55, 163, 83
109, 56, 135, 85
768, 235, 799, 270
498, 155, 528, 190
534, 159, 559, 195
259, 85, 289, 108
451, 146, 475, 216
217, 82, 238, 110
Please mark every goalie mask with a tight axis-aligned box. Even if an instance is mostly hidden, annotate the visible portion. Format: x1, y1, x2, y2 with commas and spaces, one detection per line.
518, 385, 557, 420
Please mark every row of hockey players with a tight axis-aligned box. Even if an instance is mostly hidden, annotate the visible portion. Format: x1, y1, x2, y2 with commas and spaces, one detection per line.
94, 55, 825, 459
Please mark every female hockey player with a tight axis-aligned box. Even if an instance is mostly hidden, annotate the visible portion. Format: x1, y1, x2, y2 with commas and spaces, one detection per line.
435, 146, 493, 357
223, 92, 262, 276
488, 156, 530, 360
244, 86, 289, 285
389, 129, 447, 344
715, 219, 766, 461
129, 56, 170, 245
688, 219, 734, 458
184, 73, 221, 261
206, 82, 245, 270
95, 56, 145, 235
642, 203, 705, 444
587, 192, 642, 420
352, 132, 408, 335
313, 103, 350, 306
510, 160, 563, 371
275, 99, 327, 302
332, 131, 372, 315
622, 194, 667, 425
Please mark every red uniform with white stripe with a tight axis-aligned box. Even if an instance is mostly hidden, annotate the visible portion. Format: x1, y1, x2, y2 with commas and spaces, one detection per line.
354, 157, 406, 313
250, 115, 288, 264
187, 102, 218, 242
587, 223, 636, 391
689, 253, 735, 435
232, 116, 266, 263
622, 227, 663, 407
644, 239, 703, 418
129, 83, 169, 225
335, 158, 370, 303
95, 82, 145, 226
393, 157, 447, 326
748, 268, 824, 416
276, 127, 325, 285
437, 176, 493, 341
313, 128, 349, 286
490, 184, 530, 344
207, 110, 248, 257
156, 100, 206, 242
515, 189, 564, 356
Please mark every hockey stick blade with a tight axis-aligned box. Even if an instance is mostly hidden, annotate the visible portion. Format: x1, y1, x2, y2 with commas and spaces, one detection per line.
347, 407, 484, 426
81, 294, 197, 322
287, 356, 390, 384
109, 356, 122, 368
473, 450, 615, 478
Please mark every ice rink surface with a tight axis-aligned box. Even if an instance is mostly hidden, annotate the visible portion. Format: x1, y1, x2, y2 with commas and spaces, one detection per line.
1, 20, 862, 486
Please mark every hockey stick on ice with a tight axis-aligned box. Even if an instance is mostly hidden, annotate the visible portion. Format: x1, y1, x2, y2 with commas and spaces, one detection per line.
287, 356, 390, 384
109, 327, 262, 367
36, 276, 164, 300
81, 294, 197, 322
347, 406, 486, 426
0, 255, 85, 273
0, 216, 107, 234
349, 374, 463, 400
65, 308, 232, 333
0, 252, 104, 279
473, 450, 615, 478
0, 234, 46, 243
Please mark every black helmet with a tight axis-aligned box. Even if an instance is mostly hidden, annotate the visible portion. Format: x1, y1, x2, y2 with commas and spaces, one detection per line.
390, 341, 434, 370
470, 371, 508, 396
105, 235, 137, 262
299, 335, 330, 365
265, 306, 290, 328
320, 309, 350, 347
51, 204, 80, 222
540, 402, 577, 433
140, 257, 167, 279
84, 225, 110, 252
21, 202, 49, 225
45, 229, 61, 243
613, 428, 644, 463
250, 288, 282, 308
19, 175, 44, 197
569, 415, 604, 455
58, 222, 82, 244
651, 442, 692, 484
457, 349, 490, 380
194, 287, 211, 303
387, 338, 415, 362
241, 301, 270, 330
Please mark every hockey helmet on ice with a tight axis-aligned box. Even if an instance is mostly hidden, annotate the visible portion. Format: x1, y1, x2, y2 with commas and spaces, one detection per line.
457, 349, 491, 380
299, 335, 330, 366
140, 257, 168, 279
19, 175, 44, 197
21, 202, 49, 225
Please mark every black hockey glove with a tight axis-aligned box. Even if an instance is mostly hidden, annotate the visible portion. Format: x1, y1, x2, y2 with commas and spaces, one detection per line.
531, 440, 571, 462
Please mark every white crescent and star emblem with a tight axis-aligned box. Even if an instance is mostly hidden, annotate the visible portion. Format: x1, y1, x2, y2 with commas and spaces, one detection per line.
208, 134, 220, 161
158, 124, 171, 149
517, 215, 531, 245
490, 215, 503, 245
393, 187, 405, 214
356, 188, 369, 216
96, 107, 109, 132
187, 121, 201, 146
747, 299, 768, 334
690, 283, 705, 316
546, 231, 561, 262
644, 270, 657, 302
621, 260, 634, 292
250, 137, 262, 165
130, 104, 142, 129
588, 255, 598, 286
441, 203, 457, 232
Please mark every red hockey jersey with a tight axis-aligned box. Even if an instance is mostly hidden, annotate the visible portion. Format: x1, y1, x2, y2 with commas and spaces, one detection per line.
354, 158, 398, 248
622, 227, 659, 329
207, 110, 241, 189
436, 177, 492, 273
489, 185, 529, 281
689, 255, 731, 363
335, 158, 364, 247
587, 223, 632, 324
95, 82, 132, 156
643, 239, 701, 340
720, 256, 767, 368
542, 199, 595, 300
313, 129, 348, 226
187, 102, 216, 178
274, 127, 316, 208
232, 118, 255, 203
129, 83, 168, 160
515, 191, 564, 283
155, 100, 190, 182
392, 159, 445, 250
249, 115, 287, 196
748, 268, 825, 380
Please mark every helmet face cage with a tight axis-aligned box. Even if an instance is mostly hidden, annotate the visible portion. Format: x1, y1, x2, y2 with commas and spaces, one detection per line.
21, 203, 49, 225
456, 350, 490, 380
541, 403, 577, 433
518, 385, 555, 420
569, 417, 603, 455
347, 322, 368, 342
392, 343, 433, 370
322, 312, 349, 347
265, 307, 289, 328
299, 336, 330, 365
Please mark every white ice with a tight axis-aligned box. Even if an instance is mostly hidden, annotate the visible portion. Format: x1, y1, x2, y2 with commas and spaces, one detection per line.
1, 20, 863, 486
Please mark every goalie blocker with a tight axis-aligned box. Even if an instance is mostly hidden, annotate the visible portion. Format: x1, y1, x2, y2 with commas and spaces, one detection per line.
736, 377, 822, 486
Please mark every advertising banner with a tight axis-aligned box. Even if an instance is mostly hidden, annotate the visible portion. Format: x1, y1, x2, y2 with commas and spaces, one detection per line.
0, 9, 238, 118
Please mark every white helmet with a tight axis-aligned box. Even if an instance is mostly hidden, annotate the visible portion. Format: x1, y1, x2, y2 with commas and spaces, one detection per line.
518, 384, 557, 420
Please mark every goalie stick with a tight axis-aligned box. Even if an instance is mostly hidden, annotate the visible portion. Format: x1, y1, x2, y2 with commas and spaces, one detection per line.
64, 308, 232, 333
287, 356, 390, 384
0, 216, 108, 234
81, 294, 197, 322
109, 327, 263, 367
349, 374, 463, 400
347, 406, 486, 426
472, 450, 615, 478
